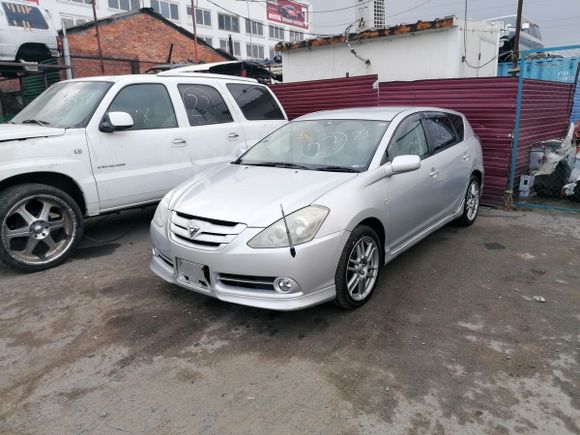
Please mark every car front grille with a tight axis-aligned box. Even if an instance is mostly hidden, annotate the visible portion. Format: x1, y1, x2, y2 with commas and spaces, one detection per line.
170, 212, 246, 250
217, 273, 276, 291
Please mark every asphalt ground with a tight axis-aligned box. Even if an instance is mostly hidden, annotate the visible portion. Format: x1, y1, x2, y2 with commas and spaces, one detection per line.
1, 207, 579, 434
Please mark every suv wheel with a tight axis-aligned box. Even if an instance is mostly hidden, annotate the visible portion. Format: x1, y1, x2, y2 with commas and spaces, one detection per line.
0, 184, 83, 272
334, 225, 382, 309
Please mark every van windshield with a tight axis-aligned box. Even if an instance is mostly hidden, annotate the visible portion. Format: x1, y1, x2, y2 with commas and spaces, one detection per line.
2, 2, 49, 29
11, 81, 113, 129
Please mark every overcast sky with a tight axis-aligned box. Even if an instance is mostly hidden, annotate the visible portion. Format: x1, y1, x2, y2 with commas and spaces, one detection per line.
309, 0, 580, 47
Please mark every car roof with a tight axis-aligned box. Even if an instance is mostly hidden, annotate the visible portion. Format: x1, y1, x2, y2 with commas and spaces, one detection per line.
296, 106, 461, 122
60, 72, 258, 85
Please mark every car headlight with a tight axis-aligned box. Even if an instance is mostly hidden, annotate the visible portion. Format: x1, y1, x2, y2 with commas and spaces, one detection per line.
152, 191, 174, 227
248, 205, 329, 248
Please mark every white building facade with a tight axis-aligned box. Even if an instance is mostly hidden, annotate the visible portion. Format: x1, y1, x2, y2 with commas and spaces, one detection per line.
30, 0, 312, 60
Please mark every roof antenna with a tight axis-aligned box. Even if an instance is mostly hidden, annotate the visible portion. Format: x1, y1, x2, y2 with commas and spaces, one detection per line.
280, 204, 296, 258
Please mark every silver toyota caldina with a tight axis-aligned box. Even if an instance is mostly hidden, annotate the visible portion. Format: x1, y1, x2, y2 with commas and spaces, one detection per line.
150, 107, 484, 311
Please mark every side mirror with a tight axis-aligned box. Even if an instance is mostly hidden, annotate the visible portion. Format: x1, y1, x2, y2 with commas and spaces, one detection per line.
99, 111, 134, 132
521, 22, 530, 30
390, 155, 421, 174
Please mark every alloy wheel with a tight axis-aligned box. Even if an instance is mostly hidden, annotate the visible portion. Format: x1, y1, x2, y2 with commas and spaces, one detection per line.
346, 236, 379, 301
466, 181, 480, 221
1, 195, 76, 266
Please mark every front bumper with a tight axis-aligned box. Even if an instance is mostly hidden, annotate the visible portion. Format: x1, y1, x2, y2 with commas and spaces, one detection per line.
150, 222, 350, 311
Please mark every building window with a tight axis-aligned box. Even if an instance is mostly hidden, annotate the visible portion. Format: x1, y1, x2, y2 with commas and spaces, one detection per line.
218, 13, 239, 32
269, 47, 276, 59
245, 19, 263, 36
269, 25, 284, 40
220, 39, 241, 56
108, 0, 139, 11
246, 43, 264, 59
151, 0, 179, 21
186, 7, 211, 27
199, 36, 212, 46
60, 14, 90, 28
65, 0, 92, 5
289, 30, 304, 41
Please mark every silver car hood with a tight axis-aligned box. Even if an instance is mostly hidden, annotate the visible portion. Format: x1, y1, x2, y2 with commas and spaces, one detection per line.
171, 163, 357, 227
0, 123, 66, 142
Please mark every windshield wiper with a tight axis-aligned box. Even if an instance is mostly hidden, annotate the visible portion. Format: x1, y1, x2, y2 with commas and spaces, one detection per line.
242, 161, 311, 170
314, 166, 361, 173
21, 119, 51, 126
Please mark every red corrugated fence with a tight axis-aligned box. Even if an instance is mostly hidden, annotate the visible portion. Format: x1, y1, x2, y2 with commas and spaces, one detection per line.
270, 76, 574, 206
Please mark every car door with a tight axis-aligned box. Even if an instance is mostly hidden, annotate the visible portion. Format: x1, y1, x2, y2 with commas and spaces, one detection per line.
381, 114, 444, 251
86, 82, 193, 211
422, 112, 472, 215
224, 82, 287, 149
174, 81, 246, 173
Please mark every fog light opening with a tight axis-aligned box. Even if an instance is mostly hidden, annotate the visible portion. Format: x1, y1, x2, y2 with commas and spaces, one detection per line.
274, 277, 299, 294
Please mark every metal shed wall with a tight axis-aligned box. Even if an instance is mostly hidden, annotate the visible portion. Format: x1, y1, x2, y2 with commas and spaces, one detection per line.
270, 75, 379, 120
379, 77, 519, 205
571, 75, 580, 122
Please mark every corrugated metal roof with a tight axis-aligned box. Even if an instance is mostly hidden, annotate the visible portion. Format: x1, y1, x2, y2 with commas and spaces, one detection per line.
276, 17, 455, 52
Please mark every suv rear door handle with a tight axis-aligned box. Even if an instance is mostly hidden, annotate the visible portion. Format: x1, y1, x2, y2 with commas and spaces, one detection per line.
171, 138, 187, 147
430, 168, 440, 178
227, 132, 240, 140
462, 152, 470, 161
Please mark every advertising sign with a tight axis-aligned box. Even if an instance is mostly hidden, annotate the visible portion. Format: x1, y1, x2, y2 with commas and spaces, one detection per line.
267, 0, 308, 30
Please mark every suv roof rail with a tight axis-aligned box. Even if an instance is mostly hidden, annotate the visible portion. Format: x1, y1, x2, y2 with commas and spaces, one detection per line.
157, 69, 258, 83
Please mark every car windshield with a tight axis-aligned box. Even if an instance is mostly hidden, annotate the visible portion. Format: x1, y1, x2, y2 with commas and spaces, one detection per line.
11, 81, 113, 129
236, 119, 390, 172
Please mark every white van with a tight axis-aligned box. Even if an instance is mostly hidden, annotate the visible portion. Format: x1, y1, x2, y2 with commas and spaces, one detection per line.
0, 0, 59, 63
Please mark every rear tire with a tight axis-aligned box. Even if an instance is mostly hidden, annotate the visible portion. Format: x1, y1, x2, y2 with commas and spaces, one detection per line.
0, 184, 84, 273
334, 225, 382, 310
457, 175, 481, 227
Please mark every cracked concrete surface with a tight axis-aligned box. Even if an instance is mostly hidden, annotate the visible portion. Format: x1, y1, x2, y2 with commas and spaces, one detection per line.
0, 207, 579, 434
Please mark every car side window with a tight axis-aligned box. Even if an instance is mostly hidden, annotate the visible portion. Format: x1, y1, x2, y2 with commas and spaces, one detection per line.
388, 117, 429, 161
107, 84, 177, 130
448, 114, 465, 141
423, 115, 458, 151
178, 84, 234, 126
226, 84, 285, 121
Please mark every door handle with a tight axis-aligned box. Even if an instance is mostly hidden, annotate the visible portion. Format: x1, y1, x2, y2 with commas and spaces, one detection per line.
462, 152, 470, 161
227, 132, 240, 140
430, 168, 440, 178
171, 138, 187, 147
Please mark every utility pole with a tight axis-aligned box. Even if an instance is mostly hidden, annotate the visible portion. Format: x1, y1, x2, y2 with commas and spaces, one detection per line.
512, 0, 524, 70
91, 0, 105, 74
190, 0, 199, 63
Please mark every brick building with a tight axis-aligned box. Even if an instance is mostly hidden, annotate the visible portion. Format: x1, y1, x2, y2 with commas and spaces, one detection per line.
64, 7, 232, 77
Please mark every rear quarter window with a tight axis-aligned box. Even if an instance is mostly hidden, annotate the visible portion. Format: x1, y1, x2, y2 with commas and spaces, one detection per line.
2, 2, 49, 29
226, 83, 285, 121
448, 114, 465, 141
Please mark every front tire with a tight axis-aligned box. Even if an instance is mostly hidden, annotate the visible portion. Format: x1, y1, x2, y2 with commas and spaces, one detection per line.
457, 175, 481, 227
334, 225, 382, 309
0, 184, 84, 272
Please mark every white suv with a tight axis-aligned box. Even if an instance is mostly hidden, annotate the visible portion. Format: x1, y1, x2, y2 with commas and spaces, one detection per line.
0, 0, 59, 64
0, 71, 287, 271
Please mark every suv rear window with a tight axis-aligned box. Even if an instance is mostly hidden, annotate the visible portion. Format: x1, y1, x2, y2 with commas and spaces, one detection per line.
178, 84, 233, 126
423, 115, 459, 150
226, 84, 284, 121
2, 2, 49, 29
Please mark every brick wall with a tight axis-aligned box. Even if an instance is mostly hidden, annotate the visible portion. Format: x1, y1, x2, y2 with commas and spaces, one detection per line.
66, 10, 227, 78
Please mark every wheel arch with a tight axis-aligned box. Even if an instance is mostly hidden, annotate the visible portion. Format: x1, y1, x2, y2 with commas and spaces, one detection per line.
356, 217, 386, 253
0, 172, 87, 215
